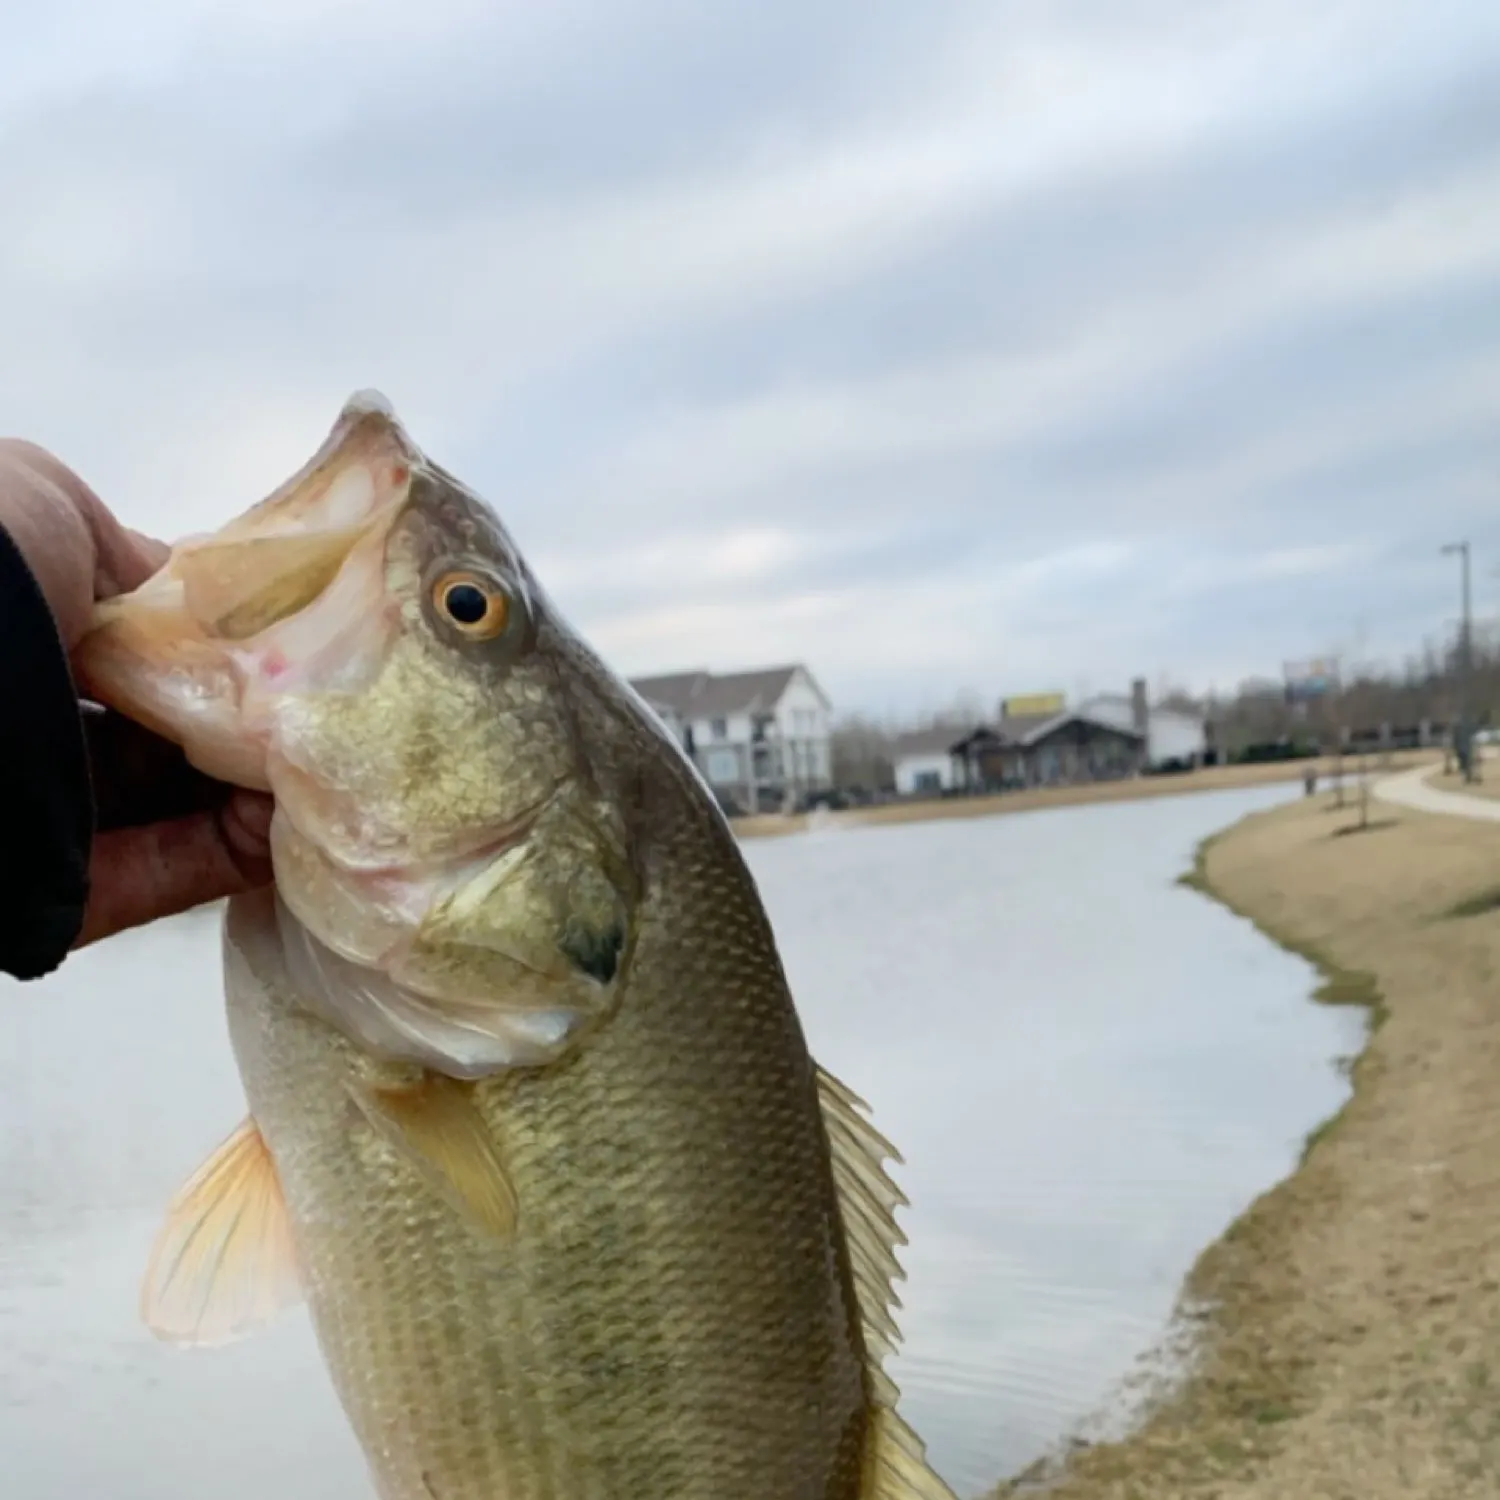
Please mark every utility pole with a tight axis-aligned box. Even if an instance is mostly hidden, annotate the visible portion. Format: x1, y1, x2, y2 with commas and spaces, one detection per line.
1442, 541, 1475, 783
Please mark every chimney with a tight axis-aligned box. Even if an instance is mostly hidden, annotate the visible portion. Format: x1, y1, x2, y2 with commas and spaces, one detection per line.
1130, 677, 1149, 736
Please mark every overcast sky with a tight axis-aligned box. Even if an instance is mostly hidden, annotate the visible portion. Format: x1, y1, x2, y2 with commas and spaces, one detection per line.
5, 2, 1500, 716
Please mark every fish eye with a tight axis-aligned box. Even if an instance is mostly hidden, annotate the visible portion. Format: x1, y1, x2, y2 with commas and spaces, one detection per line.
432, 571, 510, 640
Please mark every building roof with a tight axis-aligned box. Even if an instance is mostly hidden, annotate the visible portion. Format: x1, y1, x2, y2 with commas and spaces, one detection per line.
949, 726, 1002, 752
891, 725, 972, 759
629, 670, 714, 716
892, 708, 1151, 762
1021, 708, 1146, 746
993, 712, 1059, 743
940, 716, 1062, 752
628, 664, 822, 720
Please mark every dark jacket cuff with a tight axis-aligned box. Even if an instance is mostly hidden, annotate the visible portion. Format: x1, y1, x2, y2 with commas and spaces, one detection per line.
0, 522, 94, 979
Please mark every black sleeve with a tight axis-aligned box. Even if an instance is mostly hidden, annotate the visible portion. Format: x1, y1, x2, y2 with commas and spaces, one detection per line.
0, 523, 94, 979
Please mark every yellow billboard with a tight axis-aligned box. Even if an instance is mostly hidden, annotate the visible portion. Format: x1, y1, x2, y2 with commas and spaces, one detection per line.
1002, 692, 1066, 719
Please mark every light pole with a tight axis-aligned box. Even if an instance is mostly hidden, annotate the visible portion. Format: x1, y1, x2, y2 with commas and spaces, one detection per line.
1441, 541, 1474, 783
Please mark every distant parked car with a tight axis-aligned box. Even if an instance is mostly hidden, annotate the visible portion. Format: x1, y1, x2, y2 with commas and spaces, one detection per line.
1143, 756, 1194, 776
796, 788, 850, 814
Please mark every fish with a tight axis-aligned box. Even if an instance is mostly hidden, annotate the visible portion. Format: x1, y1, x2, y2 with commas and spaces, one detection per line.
73, 392, 957, 1500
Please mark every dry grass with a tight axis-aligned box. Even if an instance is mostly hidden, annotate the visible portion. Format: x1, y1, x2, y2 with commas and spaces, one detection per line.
731, 749, 1440, 840
987, 788, 1500, 1499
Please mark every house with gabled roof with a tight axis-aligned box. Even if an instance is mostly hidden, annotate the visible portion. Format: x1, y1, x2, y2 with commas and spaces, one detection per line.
629, 663, 833, 813
999, 707, 1145, 784
957, 679, 1206, 787
898, 704, 1151, 797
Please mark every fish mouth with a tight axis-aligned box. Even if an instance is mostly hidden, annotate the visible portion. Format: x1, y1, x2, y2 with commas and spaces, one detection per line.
75, 393, 421, 788
108, 392, 418, 644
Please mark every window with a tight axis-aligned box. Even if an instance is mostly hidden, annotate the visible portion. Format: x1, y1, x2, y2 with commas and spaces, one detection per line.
705, 748, 739, 784
913, 770, 942, 793
710, 718, 728, 740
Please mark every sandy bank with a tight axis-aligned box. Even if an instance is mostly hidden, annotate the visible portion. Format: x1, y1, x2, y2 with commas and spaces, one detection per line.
732, 748, 1439, 840
987, 783, 1500, 1497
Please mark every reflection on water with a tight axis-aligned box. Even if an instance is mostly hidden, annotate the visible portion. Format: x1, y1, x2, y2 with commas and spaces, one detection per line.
0, 784, 1359, 1498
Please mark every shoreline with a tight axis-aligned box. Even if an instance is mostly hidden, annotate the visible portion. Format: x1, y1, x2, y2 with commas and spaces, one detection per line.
986, 780, 1500, 1497
731, 749, 1440, 840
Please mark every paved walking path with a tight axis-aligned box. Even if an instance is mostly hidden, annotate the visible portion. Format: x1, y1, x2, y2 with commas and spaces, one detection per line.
1373, 761, 1500, 823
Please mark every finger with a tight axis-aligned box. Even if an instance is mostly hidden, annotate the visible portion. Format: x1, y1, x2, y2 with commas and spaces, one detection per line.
0, 441, 98, 645
87, 502, 167, 597
83, 708, 228, 831
74, 791, 275, 949
0, 438, 165, 598
126, 527, 171, 572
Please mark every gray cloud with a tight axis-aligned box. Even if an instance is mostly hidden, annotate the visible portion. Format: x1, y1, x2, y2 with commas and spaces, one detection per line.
3, 0, 1499, 711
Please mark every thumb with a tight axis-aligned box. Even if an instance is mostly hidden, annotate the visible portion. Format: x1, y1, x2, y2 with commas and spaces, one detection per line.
74, 792, 275, 949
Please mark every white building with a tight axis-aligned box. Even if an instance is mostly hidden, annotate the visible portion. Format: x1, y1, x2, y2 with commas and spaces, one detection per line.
630, 664, 833, 813
1077, 679, 1208, 769
890, 726, 965, 796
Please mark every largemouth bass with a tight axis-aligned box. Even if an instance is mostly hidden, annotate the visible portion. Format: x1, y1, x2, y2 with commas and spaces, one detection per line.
74, 393, 955, 1500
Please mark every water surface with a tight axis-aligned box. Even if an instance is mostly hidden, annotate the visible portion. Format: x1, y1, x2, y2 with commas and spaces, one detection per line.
746, 784, 1363, 1491
0, 783, 1360, 1497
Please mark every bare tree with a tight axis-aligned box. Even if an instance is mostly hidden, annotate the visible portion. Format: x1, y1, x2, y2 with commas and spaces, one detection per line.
830, 715, 896, 791
827, 639, 1495, 789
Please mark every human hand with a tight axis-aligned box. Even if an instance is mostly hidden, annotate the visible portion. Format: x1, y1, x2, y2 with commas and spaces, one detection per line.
0, 439, 273, 948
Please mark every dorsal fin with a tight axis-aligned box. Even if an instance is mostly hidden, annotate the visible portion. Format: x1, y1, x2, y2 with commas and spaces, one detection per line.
816, 1066, 959, 1500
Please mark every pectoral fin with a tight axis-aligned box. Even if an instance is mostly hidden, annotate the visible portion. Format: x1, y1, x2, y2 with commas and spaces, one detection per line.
141, 1117, 303, 1348
349, 1074, 518, 1240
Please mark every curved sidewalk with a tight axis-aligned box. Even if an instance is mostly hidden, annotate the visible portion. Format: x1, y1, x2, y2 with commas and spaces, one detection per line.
1373, 761, 1500, 823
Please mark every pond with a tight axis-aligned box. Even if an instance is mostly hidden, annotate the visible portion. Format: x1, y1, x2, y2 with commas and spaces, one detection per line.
0, 783, 1362, 1498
